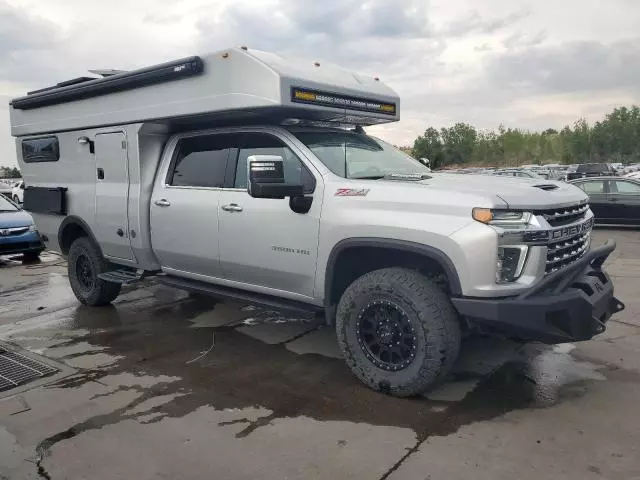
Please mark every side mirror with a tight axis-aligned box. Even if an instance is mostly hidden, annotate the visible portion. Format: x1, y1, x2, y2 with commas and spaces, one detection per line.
247, 155, 304, 199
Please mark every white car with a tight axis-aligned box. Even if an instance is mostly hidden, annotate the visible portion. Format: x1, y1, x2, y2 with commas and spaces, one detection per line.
11, 180, 24, 203
624, 171, 640, 180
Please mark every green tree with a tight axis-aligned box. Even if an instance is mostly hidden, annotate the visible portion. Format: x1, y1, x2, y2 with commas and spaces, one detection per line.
413, 127, 444, 168
412, 104, 640, 168
439, 122, 477, 166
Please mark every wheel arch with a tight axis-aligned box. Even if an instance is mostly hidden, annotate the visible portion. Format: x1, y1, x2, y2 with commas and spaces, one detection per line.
58, 216, 103, 257
324, 238, 462, 323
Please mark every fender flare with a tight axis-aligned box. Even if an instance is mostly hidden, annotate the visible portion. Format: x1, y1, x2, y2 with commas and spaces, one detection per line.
58, 216, 103, 256
324, 237, 462, 308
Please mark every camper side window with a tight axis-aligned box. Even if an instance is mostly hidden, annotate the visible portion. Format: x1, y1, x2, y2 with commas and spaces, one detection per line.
22, 136, 59, 163
169, 134, 235, 188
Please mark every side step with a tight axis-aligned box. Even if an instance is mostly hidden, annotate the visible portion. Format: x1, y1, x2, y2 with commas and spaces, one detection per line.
157, 275, 322, 315
98, 269, 148, 285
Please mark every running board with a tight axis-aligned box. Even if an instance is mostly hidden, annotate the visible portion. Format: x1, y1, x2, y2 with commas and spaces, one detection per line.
98, 269, 147, 285
156, 275, 322, 315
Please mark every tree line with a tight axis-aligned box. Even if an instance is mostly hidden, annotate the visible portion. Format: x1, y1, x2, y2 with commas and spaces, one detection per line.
0, 166, 21, 178
412, 106, 640, 169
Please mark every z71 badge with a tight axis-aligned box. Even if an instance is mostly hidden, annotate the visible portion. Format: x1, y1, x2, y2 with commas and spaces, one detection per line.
335, 188, 370, 197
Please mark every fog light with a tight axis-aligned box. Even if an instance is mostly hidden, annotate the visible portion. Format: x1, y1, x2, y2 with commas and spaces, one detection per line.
496, 246, 528, 283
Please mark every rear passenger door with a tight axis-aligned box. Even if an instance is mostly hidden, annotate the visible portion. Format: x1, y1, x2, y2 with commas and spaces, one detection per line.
217, 132, 322, 299
608, 180, 640, 225
575, 180, 609, 222
150, 133, 238, 278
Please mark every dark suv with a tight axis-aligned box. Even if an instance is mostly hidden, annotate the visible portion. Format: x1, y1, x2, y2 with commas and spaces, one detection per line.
566, 163, 616, 181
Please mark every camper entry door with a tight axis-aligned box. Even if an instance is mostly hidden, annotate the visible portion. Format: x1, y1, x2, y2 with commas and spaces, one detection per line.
94, 132, 136, 262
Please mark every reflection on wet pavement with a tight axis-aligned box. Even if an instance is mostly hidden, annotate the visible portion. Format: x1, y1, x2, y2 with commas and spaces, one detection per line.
1, 237, 637, 480
0, 274, 616, 458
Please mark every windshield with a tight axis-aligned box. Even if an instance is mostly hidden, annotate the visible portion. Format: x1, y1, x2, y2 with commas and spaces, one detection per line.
0, 195, 18, 212
290, 130, 428, 179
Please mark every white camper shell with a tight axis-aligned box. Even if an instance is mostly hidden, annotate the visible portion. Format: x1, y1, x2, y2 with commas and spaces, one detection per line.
10, 47, 399, 137
10, 47, 400, 271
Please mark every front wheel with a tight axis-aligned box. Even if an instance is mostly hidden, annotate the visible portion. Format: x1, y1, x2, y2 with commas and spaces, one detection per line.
68, 237, 121, 306
336, 268, 461, 397
12, 195, 19, 204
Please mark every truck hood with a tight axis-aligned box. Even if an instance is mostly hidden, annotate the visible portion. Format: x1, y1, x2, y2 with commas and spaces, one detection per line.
418, 173, 588, 209
0, 210, 34, 228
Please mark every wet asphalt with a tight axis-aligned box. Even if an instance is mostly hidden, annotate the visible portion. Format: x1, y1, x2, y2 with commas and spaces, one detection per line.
0, 229, 639, 480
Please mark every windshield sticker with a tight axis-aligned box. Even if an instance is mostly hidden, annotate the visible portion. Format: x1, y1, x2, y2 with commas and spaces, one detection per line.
335, 188, 370, 197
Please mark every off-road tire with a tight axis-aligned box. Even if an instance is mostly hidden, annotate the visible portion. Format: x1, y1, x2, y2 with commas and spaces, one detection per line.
336, 267, 461, 397
68, 237, 121, 306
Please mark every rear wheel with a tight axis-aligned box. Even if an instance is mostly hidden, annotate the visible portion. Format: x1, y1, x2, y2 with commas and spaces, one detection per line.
68, 237, 121, 306
336, 267, 461, 397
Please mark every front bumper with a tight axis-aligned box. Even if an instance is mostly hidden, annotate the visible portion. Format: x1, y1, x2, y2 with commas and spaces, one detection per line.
452, 240, 625, 344
0, 230, 44, 255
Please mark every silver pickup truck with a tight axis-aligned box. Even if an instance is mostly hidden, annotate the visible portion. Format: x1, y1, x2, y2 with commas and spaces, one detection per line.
9, 48, 624, 396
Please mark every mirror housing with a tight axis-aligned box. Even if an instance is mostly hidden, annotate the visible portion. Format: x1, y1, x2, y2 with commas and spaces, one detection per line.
247, 155, 304, 199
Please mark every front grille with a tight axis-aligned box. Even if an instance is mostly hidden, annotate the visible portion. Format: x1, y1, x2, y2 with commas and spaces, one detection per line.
545, 233, 590, 275
5, 227, 29, 236
536, 203, 589, 227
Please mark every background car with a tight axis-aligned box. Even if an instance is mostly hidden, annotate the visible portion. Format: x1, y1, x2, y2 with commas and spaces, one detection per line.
0, 195, 44, 260
566, 163, 617, 181
11, 180, 24, 203
0, 180, 13, 199
569, 177, 640, 226
493, 169, 544, 179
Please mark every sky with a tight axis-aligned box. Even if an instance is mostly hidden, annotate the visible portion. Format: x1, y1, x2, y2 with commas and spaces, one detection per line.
1, 0, 640, 166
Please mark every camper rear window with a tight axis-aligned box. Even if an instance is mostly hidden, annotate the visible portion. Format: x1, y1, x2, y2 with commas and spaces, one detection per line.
22, 137, 60, 163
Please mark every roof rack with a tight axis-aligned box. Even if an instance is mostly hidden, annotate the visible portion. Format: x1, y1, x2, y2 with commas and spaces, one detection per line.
12, 56, 203, 110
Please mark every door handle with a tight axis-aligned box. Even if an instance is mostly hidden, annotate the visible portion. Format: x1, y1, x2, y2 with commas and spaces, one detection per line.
221, 203, 243, 212
154, 199, 171, 207
97, 168, 104, 180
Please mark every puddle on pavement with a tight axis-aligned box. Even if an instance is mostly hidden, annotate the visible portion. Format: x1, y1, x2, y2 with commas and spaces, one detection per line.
0, 279, 614, 460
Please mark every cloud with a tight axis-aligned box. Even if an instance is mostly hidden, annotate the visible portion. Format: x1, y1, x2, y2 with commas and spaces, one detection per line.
439, 9, 529, 37
2, 0, 640, 164
0, 2, 65, 84
485, 39, 640, 95
194, 0, 433, 69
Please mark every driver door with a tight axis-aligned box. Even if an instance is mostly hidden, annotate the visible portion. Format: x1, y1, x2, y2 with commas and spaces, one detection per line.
218, 132, 322, 299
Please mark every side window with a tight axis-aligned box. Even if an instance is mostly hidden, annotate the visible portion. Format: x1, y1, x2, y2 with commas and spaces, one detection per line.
234, 133, 315, 193
612, 180, 640, 194
578, 181, 605, 194
22, 136, 59, 163
169, 134, 234, 188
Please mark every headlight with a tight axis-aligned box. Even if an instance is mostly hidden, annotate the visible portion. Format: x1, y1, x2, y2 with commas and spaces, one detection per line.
472, 208, 532, 229
496, 246, 528, 283
28, 225, 37, 232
